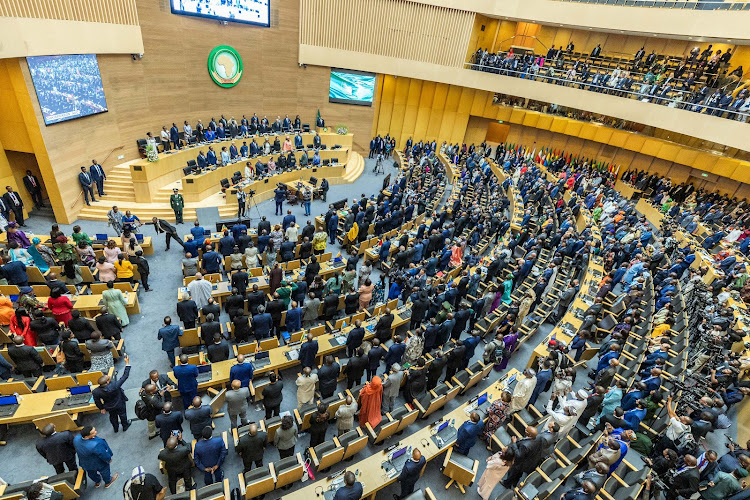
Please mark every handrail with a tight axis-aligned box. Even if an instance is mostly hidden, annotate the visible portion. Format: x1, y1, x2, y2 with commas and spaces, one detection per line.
465, 62, 750, 122
68, 145, 124, 209
553, 0, 750, 10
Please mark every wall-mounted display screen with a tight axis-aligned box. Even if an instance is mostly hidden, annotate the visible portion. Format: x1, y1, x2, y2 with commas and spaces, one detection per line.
171, 0, 270, 27
329, 69, 376, 106
27, 54, 108, 125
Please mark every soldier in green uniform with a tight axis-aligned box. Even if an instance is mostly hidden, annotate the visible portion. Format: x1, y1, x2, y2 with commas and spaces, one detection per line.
170, 188, 184, 224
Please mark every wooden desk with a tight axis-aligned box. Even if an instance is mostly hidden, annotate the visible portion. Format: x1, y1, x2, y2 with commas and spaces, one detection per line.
166, 304, 411, 394
284, 368, 520, 500
0, 386, 100, 426
130, 132, 352, 202
0, 235, 153, 255
182, 152, 348, 203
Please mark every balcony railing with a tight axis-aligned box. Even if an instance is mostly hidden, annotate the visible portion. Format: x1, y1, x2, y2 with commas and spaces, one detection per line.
466, 62, 750, 123
553, 0, 750, 10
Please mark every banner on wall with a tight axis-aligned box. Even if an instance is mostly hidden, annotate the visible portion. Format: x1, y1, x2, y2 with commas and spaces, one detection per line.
208, 45, 243, 88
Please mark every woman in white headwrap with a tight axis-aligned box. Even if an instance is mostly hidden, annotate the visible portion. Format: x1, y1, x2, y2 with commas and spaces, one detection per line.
123, 466, 166, 500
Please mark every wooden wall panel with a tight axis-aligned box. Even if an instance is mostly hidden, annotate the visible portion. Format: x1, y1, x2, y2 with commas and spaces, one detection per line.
18, 0, 375, 222
300, 0, 474, 68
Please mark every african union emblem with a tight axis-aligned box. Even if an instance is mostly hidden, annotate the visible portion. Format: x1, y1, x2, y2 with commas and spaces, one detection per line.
208, 45, 243, 88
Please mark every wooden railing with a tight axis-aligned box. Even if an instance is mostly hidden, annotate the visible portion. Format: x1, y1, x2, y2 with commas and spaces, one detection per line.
0, 0, 139, 26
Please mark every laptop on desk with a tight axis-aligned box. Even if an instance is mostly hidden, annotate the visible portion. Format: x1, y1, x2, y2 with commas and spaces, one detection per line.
252, 350, 271, 369
93, 234, 109, 245
196, 364, 212, 383
0, 395, 19, 418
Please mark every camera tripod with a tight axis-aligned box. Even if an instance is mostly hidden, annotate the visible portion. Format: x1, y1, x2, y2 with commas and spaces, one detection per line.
239, 192, 263, 221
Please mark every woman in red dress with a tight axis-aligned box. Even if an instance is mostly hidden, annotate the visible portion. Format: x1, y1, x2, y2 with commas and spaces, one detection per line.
358, 376, 383, 428
47, 287, 74, 326
10, 308, 35, 346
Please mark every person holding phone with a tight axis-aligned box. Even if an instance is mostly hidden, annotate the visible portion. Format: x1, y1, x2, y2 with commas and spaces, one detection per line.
155, 402, 183, 446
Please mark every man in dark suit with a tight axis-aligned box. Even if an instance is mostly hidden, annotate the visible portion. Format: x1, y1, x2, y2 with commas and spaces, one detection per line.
151, 217, 184, 251
184, 397, 212, 440
141, 369, 173, 399
35, 423, 77, 473
8, 335, 43, 377
92, 355, 132, 432
235, 423, 267, 472
374, 308, 394, 344
298, 333, 319, 369
3, 186, 24, 226
396, 448, 425, 499
155, 402, 184, 445
528, 360, 553, 407
333, 471, 363, 500
95, 306, 123, 340
22, 170, 44, 209
345, 348, 367, 389
666, 455, 700, 500
207, 334, 230, 363
560, 481, 597, 500
426, 351, 446, 390
230, 269, 249, 297
385, 335, 405, 368
90, 159, 107, 197
174, 354, 199, 408
176, 293, 199, 329
78, 166, 96, 205
318, 355, 340, 399
158, 435, 194, 494
444, 340, 465, 383
345, 320, 365, 358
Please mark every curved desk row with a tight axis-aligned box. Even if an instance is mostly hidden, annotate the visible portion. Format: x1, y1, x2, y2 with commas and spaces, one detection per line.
130, 132, 353, 202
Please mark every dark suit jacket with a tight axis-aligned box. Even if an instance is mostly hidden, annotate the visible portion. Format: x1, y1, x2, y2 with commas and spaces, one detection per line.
95, 313, 122, 339
158, 442, 192, 474
672, 466, 700, 497
184, 405, 212, 436
8, 343, 43, 373
2, 192, 22, 211
23, 175, 42, 193
78, 172, 92, 188
207, 340, 230, 362
92, 365, 131, 411
177, 300, 198, 324
299, 340, 319, 368
317, 363, 340, 395
36, 430, 76, 465
155, 411, 184, 442
236, 431, 267, 466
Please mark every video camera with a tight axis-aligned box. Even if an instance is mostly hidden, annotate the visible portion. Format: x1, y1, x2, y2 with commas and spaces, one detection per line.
248, 189, 256, 197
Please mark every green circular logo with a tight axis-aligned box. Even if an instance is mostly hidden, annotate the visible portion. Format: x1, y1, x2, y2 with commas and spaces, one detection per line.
208, 45, 243, 88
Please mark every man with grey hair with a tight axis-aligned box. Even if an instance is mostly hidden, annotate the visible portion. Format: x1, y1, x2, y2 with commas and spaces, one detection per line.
382, 363, 404, 413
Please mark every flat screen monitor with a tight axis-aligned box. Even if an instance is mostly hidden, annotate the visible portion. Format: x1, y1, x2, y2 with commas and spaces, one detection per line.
69, 385, 91, 395
197, 364, 212, 374
477, 393, 488, 405
170, 0, 270, 27
27, 54, 108, 125
391, 447, 407, 460
329, 69, 376, 106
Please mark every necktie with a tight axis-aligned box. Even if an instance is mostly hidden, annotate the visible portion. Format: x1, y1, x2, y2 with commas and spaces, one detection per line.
11, 193, 18, 206
29, 176, 36, 187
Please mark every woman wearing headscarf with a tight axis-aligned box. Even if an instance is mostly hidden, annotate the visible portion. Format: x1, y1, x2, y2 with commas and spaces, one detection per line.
358, 376, 383, 428
28, 237, 56, 273
346, 222, 358, 251
8, 241, 33, 266
403, 329, 424, 366
122, 466, 165, 500
515, 291, 535, 328
0, 295, 13, 326
498, 327, 519, 370
501, 276, 513, 305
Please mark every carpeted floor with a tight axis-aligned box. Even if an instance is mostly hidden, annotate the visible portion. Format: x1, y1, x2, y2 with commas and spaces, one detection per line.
1, 158, 735, 499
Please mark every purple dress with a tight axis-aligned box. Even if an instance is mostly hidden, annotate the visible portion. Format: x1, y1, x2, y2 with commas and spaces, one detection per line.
498, 332, 518, 370
491, 291, 503, 312
8, 230, 31, 249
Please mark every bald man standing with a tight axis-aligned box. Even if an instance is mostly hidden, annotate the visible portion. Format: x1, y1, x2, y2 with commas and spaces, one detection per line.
397, 448, 426, 499
235, 423, 267, 472
91, 354, 131, 432
225, 379, 250, 428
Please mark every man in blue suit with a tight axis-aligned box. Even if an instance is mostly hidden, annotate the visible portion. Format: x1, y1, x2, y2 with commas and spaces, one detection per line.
90, 159, 107, 197
299, 333, 319, 369
333, 471, 363, 500
385, 335, 406, 368
274, 186, 286, 216
455, 412, 484, 455
252, 306, 273, 339
170, 123, 181, 150
206, 146, 217, 166
327, 212, 339, 244
158, 317, 182, 367
196, 151, 208, 170
193, 426, 227, 485
173, 354, 199, 408
78, 166, 96, 205
396, 448, 426, 499
528, 360, 552, 407
92, 355, 131, 432
282, 210, 296, 231
74, 425, 118, 488
229, 355, 254, 390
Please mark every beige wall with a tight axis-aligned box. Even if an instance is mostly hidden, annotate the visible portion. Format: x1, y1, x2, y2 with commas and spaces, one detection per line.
0, 0, 142, 58
402, 0, 750, 42
13, 1, 375, 223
